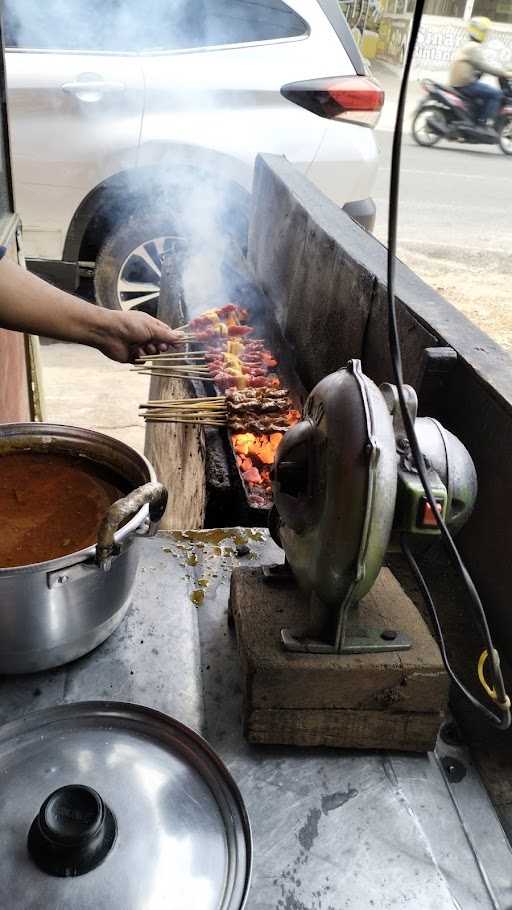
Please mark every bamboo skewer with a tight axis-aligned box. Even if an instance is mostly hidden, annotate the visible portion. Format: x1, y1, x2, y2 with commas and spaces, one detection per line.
133, 370, 212, 380
141, 411, 227, 424
135, 358, 207, 365
133, 376, 213, 381
143, 410, 224, 417
144, 417, 225, 427
140, 404, 226, 413
142, 401, 223, 408
140, 409, 226, 416
172, 334, 200, 343
142, 414, 225, 420
137, 348, 208, 355
134, 368, 211, 374
143, 412, 224, 419
140, 401, 225, 408
139, 397, 225, 409
139, 385, 227, 428
135, 352, 208, 363
141, 348, 208, 356
132, 363, 210, 370
143, 416, 225, 423
145, 396, 224, 405
135, 359, 207, 366
143, 362, 209, 367
135, 366, 209, 373
140, 409, 225, 417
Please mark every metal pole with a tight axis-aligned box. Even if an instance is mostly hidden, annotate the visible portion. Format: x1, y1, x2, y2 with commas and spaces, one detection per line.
463, 0, 475, 21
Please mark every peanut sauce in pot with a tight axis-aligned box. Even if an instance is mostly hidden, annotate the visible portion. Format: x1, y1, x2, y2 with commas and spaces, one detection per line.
0, 451, 125, 568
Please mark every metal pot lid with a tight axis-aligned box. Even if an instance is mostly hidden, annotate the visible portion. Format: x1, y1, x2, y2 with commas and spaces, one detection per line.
0, 701, 251, 910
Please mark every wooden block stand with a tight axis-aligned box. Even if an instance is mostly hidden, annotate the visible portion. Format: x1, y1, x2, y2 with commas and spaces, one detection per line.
230, 567, 449, 752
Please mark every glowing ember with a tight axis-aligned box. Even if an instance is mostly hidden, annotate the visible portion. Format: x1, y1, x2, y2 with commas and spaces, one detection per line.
232, 412, 299, 506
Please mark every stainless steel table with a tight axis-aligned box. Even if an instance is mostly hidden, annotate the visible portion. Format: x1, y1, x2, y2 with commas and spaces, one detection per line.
1, 530, 511, 910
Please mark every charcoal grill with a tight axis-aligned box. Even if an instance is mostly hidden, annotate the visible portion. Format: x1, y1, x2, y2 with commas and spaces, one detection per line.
158, 245, 305, 526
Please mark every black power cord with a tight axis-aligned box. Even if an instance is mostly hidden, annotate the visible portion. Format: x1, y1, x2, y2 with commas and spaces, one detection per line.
387, 0, 510, 728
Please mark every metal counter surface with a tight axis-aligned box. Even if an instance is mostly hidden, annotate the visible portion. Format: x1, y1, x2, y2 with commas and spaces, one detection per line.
1, 530, 511, 910
0, 538, 204, 731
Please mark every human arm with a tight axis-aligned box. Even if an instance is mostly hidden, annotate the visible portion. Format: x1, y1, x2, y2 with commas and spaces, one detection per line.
0, 255, 181, 362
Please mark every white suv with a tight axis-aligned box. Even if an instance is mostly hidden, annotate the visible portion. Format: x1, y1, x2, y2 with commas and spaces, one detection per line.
4, 0, 382, 312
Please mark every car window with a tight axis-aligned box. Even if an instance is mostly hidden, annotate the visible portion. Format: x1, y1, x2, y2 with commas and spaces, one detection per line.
4, 0, 307, 53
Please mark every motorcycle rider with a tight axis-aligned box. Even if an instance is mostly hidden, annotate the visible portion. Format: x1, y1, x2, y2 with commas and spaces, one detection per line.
449, 17, 511, 137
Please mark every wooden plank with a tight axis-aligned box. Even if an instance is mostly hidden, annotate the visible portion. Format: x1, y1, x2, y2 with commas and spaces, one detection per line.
143, 247, 207, 529
0, 328, 31, 422
144, 374, 206, 530
247, 708, 444, 752
231, 566, 448, 751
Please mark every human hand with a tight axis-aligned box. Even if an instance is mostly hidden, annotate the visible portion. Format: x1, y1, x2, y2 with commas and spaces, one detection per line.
95, 309, 182, 363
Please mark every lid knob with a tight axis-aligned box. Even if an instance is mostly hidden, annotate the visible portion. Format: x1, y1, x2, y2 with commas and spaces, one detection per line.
27, 785, 117, 877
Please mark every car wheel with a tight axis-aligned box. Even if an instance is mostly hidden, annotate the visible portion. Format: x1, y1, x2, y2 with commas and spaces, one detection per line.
94, 213, 185, 314
412, 105, 446, 147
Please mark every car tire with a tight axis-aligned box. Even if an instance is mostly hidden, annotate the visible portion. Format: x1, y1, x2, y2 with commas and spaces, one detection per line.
94, 212, 184, 314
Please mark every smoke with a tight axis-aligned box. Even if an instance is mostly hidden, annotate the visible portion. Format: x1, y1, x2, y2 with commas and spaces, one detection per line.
179, 179, 242, 316
4, 0, 306, 315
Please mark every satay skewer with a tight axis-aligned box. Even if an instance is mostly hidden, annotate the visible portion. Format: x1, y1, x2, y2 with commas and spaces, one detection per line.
143, 417, 226, 427
145, 396, 223, 405
139, 402, 226, 413
140, 406, 226, 414
132, 369, 212, 380
140, 396, 224, 405
135, 356, 207, 369
172, 334, 201, 343
142, 414, 226, 422
132, 362, 211, 373
141, 416, 226, 423
133, 371, 212, 378
135, 352, 208, 363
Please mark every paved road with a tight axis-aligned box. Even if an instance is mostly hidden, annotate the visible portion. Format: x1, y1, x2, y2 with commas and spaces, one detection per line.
371, 125, 512, 349
374, 130, 512, 262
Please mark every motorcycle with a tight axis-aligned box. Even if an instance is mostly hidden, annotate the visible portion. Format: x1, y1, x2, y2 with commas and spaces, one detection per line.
412, 75, 512, 155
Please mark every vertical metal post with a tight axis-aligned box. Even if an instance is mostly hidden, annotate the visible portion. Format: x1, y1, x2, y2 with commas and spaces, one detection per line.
463, 0, 475, 21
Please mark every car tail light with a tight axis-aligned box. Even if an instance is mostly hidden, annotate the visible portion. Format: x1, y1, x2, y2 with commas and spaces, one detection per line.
281, 75, 384, 128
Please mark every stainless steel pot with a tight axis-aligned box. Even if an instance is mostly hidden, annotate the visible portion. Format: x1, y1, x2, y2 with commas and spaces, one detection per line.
0, 424, 168, 674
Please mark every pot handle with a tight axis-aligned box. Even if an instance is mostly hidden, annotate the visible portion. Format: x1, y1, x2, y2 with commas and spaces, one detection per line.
96, 482, 168, 571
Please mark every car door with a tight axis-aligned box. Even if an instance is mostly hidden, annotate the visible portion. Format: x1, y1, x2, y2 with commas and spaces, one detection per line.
3, 0, 144, 262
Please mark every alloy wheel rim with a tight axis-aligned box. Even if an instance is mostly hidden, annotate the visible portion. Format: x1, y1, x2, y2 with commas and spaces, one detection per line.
116, 236, 181, 310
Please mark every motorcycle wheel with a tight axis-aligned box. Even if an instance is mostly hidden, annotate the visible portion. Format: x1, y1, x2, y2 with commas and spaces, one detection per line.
412, 105, 446, 147
498, 117, 512, 156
